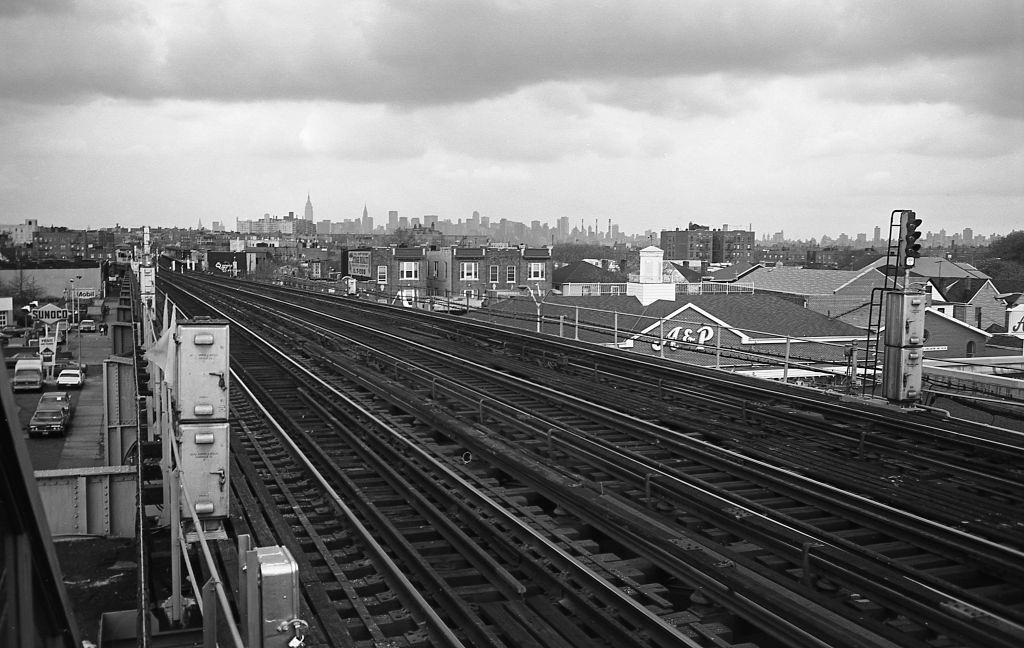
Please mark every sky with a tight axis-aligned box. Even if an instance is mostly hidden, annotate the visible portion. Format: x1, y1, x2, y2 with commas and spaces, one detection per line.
1, 0, 1022, 240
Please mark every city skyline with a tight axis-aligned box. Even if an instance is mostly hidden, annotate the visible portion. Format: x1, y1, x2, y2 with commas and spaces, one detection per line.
1, 2, 1021, 239
12, 205, 1011, 251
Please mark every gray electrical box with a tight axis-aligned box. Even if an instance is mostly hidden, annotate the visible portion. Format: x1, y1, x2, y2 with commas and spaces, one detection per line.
247, 545, 304, 648
174, 319, 230, 421
177, 422, 230, 518
883, 292, 926, 402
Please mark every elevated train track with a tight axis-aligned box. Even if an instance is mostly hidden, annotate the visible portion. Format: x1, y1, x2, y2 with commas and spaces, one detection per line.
161, 271, 1024, 648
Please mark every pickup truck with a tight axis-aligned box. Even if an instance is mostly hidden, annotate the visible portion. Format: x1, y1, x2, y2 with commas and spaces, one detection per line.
13, 357, 44, 391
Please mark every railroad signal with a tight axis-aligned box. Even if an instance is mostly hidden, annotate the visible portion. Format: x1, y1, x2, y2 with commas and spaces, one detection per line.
902, 211, 923, 268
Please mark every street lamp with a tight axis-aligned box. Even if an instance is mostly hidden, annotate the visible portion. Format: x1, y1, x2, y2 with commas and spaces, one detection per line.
68, 276, 83, 366
518, 285, 542, 333
71, 274, 82, 324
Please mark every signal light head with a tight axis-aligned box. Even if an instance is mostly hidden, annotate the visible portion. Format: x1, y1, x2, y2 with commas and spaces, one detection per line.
901, 210, 923, 268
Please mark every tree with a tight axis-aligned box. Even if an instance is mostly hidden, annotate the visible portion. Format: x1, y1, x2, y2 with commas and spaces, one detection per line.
990, 230, 1024, 265
977, 258, 1024, 285
551, 244, 619, 265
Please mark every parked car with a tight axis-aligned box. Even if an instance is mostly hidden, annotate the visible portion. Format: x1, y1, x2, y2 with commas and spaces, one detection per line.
79, 319, 97, 333
56, 368, 86, 388
37, 391, 73, 418
28, 405, 69, 438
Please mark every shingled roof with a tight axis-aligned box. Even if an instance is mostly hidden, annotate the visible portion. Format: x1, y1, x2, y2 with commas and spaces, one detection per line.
732, 266, 867, 295
907, 257, 989, 280
930, 277, 993, 304
552, 260, 623, 287
480, 293, 862, 339
473, 293, 863, 367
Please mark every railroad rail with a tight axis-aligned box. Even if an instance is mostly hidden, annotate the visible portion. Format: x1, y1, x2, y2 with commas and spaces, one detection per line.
160, 272, 1024, 648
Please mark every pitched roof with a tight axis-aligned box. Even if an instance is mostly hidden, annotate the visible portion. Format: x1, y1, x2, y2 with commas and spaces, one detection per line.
736, 266, 865, 295
474, 293, 863, 367
907, 257, 990, 280
485, 294, 862, 339
929, 277, 993, 304
552, 260, 623, 286
706, 261, 760, 281
668, 262, 703, 283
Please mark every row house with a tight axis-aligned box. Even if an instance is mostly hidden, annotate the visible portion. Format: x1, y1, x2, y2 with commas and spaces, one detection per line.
348, 246, 553, 308
428, 246, 552, 302
30, 228, 119, 260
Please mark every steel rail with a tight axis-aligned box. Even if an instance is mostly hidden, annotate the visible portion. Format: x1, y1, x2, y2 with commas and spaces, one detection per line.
164, 273, 1024, 646
169, 273, 708, 648
207, 281, 1024, 570
179, 273, 1024, 455
229, 358, 469, 648
330, 343, 1024, 647
217, 283, 1024, 645
546, 359, 1023, 496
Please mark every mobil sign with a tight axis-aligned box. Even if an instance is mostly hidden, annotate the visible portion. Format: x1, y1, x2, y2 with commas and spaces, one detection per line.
629, 304, 735, 355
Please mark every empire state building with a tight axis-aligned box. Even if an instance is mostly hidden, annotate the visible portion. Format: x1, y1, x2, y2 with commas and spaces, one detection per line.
304, 194, 314, 221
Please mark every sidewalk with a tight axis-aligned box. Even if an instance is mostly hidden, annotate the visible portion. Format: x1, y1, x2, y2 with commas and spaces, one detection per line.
56, 298, 117, 469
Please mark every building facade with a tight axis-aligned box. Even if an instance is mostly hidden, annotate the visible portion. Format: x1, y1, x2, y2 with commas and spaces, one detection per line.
661, 227, 713, 261
661, 226, 755, 264
348, 245, 554, 308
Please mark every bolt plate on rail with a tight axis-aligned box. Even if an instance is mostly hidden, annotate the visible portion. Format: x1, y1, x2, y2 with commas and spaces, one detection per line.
940, 599, 987, 620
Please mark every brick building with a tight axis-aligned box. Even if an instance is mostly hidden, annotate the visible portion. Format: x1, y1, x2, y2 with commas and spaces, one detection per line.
661, 225, 754, 264
348, 245, 553, 308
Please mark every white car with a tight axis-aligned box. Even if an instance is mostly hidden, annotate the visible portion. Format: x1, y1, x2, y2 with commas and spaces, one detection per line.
56, 369, 85, 388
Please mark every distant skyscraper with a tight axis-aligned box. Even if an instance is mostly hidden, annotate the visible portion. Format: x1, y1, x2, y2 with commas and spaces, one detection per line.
304, 194, 314, 221
361, 204, 372, 234
963, 227, 974, 244
388, 210, 399, 232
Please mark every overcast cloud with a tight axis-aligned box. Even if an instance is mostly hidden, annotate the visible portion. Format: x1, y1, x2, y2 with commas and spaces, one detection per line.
1, 0, 1021, 238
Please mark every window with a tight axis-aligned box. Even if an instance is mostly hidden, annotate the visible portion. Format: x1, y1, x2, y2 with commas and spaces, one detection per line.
400, 262, 419, 280
966, 341, 976, 358
489, 265, 499, 283
506, 266, 516, 283
432, 261, 439, 278
460, 262, 478, 280
376, 265, 387, 283
528, 262, 545, 280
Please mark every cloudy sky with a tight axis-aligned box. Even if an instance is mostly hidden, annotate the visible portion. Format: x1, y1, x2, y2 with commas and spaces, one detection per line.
1, 0, 1022, 240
